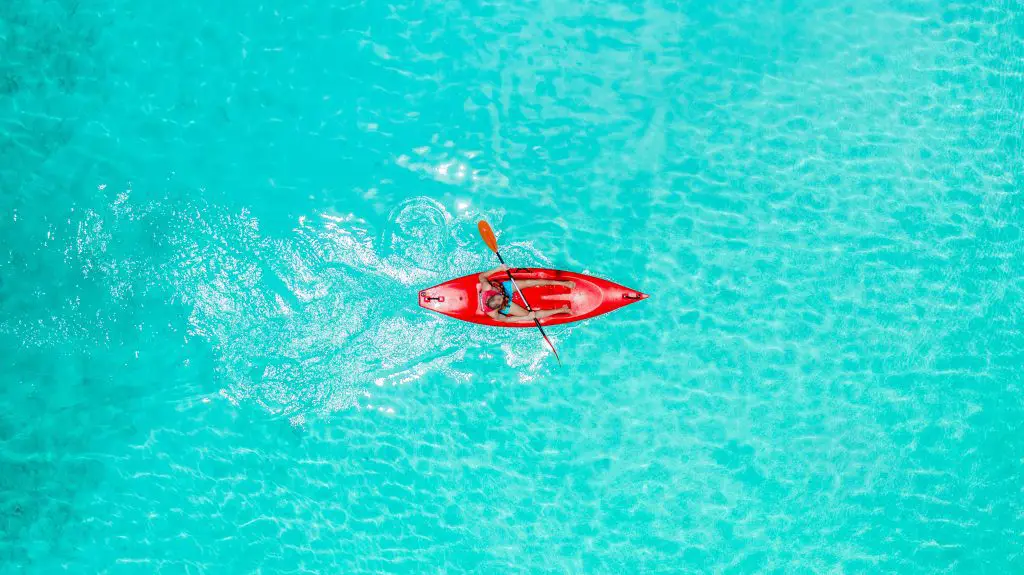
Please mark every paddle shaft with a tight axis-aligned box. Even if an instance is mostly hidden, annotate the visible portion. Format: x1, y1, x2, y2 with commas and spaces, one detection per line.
477, 219, 561, 365
494, 255, 533, 310
493, 253, 561, 365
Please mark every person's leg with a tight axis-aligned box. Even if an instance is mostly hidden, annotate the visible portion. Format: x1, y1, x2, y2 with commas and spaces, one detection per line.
516, 279, 575, 289
504, 303, 571, 321
531, 305, 572, 319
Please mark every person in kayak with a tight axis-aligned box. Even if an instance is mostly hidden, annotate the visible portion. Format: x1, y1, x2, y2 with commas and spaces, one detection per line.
478, 264, 574, 322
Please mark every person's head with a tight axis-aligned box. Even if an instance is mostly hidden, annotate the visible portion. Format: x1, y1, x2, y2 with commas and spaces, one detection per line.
487, 292, 507, 311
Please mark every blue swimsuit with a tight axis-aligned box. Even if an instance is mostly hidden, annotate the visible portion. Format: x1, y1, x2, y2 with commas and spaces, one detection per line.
499, 281, 513, 314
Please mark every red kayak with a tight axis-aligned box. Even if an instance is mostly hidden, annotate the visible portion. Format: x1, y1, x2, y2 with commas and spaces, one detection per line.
418, 268, 648, 327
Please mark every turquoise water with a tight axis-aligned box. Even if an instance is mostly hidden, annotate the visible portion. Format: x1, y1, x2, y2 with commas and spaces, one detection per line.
2, 0, 1023, 572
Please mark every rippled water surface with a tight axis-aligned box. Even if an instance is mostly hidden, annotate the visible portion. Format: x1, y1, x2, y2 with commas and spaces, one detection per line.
2, 0, 1023, 573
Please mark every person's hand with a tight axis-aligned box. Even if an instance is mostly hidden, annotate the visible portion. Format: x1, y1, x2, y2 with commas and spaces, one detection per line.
499, 263, 509, 271
527, 311, 536, 320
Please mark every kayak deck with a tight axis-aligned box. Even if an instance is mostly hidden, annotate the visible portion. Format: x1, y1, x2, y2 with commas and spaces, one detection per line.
418, 268, 648, 327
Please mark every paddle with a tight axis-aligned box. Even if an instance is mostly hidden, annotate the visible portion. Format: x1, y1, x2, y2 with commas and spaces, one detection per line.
477, 220, 562, 365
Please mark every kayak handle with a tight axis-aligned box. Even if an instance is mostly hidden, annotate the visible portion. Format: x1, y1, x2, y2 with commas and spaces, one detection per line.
423, 295, 445, 302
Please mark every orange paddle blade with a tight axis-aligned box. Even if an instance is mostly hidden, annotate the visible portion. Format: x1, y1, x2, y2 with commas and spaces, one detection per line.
477, 220, 499, 253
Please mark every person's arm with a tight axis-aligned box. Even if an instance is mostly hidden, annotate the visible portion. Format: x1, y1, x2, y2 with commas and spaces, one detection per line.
478, 264, 509, 289
488, 310, 535, 323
